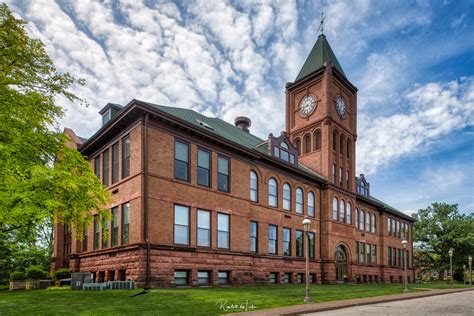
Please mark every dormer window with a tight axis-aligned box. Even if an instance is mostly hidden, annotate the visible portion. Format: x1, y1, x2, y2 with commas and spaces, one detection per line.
102, 109, 112, 125
356, 174, 370, 197
99, 103, 123, 126
267, 133, 298, 166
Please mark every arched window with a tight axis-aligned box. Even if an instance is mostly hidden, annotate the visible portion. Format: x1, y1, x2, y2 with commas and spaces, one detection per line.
332, 130, 337, 151
332, 197, 338, 220
268, 178, 278, 207
296, 187, 303, 214
360, 210, 365, 230
283, 183, 291, 210
308, 192, 315, 217
346, 139, 351, 158
315, 130, 322, 150
250, 171, 258, 202
355, 207, 358, 228
366, 212, 371, 232
280, 142, 289, 149
339, 199, 345, 223
304, 134, 311, 154
346, 202, 352, 224
295, 138, 301, 155
340, 134, 344, 155
372, 214, 376, 233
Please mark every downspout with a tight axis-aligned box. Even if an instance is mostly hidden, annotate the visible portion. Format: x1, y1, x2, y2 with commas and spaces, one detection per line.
319, 185, 324, 283
144, 113, 150, 290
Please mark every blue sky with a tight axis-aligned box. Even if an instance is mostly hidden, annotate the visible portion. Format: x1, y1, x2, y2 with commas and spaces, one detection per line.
7, 0, 474, 215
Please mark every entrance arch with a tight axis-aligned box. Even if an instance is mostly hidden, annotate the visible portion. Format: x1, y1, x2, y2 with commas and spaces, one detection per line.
335, 245, 348, 282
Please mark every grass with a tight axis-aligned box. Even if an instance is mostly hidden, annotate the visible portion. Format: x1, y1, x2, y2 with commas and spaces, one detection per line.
0, 283, 470, 316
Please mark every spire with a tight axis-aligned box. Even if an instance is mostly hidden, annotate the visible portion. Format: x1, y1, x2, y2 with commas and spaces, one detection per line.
295, 34, 346, 82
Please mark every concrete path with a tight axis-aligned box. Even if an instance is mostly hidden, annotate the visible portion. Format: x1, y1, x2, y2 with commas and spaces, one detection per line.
308, 291, 474, 316
229, 288, 473, 316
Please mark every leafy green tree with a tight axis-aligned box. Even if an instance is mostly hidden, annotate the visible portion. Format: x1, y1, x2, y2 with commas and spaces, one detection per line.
413, 203, 474, 280
0, 3, 110, 234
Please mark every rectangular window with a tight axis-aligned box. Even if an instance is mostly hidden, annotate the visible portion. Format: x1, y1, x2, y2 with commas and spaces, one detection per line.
103, 149, 110, 186
372, 244, 376, 264
282, 228, 291, 256
393, 247, 396, 267
308, 232, 315, 258
296, 273, 303, 284
122, 136, 130, 178
94, 157, 100, 178
339, 167, 343, 187
174, 205, 189, 245
93, 215, 100, 250
218, 271, 229, 285
366, 243, 371, 264
174, 140, 189, 181
296, 230, 303, 257
346, 170, 350, 189
283, 273, 290, 284
360, 242, 365, 263
122, 203, 130, 244
250, 221, 258, 252
269, 272, 277, 284
197, 149, 211, 187
356, 241, 359, 263
332, 164, 336, 183
111, 207, 119, 247
398, 248, 401, 267
397, 221, 401, 238
112, 142, 119, 184
82, 228, 88, 252
174, 270, 189, 286
217, 156, 230, 192
197, 209, 211, 247
102, 218, 109, 249
217, 213, 230, 249
388, 247, 392, 266
268, 225, 277, 255
198, 271, 210, 286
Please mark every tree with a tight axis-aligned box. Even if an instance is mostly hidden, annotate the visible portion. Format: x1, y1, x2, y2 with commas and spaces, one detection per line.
413, 203, 474, 280
0, 3, 110, 238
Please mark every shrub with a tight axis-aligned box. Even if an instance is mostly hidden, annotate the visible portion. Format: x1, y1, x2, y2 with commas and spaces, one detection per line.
25, 266, 48, 280
10, 271, 26, 281
54, 268, 71, 280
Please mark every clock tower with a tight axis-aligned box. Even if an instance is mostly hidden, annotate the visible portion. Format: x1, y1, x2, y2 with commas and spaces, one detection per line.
285, 34, 358, 193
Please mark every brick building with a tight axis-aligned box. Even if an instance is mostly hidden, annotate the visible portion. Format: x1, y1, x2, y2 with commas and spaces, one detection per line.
53, 34, 414, 287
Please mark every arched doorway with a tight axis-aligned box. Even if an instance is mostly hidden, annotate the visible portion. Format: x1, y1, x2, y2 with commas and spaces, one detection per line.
335, 245, 348, 282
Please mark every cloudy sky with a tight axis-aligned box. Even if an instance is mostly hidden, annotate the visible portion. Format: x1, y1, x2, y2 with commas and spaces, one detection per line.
7, 0, 474, 215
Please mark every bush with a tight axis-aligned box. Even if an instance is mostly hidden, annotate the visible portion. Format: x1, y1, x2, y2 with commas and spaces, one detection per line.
10, 271, 25, 281
25, 266, 48, 280
54, 268, 71, 280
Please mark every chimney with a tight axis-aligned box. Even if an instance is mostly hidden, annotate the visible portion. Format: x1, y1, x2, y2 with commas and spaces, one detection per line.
234, 116, 251, 133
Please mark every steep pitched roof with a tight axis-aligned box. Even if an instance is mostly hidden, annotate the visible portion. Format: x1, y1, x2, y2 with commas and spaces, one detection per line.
295, 34, 345, 82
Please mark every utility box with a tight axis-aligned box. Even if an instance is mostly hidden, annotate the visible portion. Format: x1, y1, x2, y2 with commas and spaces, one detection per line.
71, 272, 93, 290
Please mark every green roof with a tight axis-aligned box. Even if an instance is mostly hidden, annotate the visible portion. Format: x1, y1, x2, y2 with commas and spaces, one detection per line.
144, 102, 265, 149
295, 34, 345, 82
366, 195, 415, 221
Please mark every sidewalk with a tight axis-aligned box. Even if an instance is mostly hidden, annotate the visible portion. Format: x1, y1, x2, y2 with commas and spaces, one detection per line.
228, 287, 474, 316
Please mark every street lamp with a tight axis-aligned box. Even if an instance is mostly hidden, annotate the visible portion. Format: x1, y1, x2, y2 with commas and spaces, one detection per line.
302, 217, 313, 303
469, 256, 472, 286
402, 240, 408, 292
448, 248, 454, 287
463, 265, 466, 285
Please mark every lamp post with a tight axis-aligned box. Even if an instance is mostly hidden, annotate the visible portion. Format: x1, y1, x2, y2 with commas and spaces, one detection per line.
463, 265, 466, 285
302, 217, 313, 303
448, 248, 454, 287
469, 256, 472, 286
402, 240, 408, 292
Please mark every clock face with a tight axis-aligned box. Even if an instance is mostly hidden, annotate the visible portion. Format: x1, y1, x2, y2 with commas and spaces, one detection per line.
299, 95, 316, 117
336, 95, 347, 117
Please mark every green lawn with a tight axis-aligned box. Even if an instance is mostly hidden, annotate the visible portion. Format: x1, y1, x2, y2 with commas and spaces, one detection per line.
0, 283, 469, 316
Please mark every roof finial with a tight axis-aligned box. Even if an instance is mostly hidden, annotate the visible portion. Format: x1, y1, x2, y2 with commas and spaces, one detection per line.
317, 11, 325, 35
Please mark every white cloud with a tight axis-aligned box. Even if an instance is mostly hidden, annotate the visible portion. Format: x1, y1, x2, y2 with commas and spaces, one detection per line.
357, 77, 474, 175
